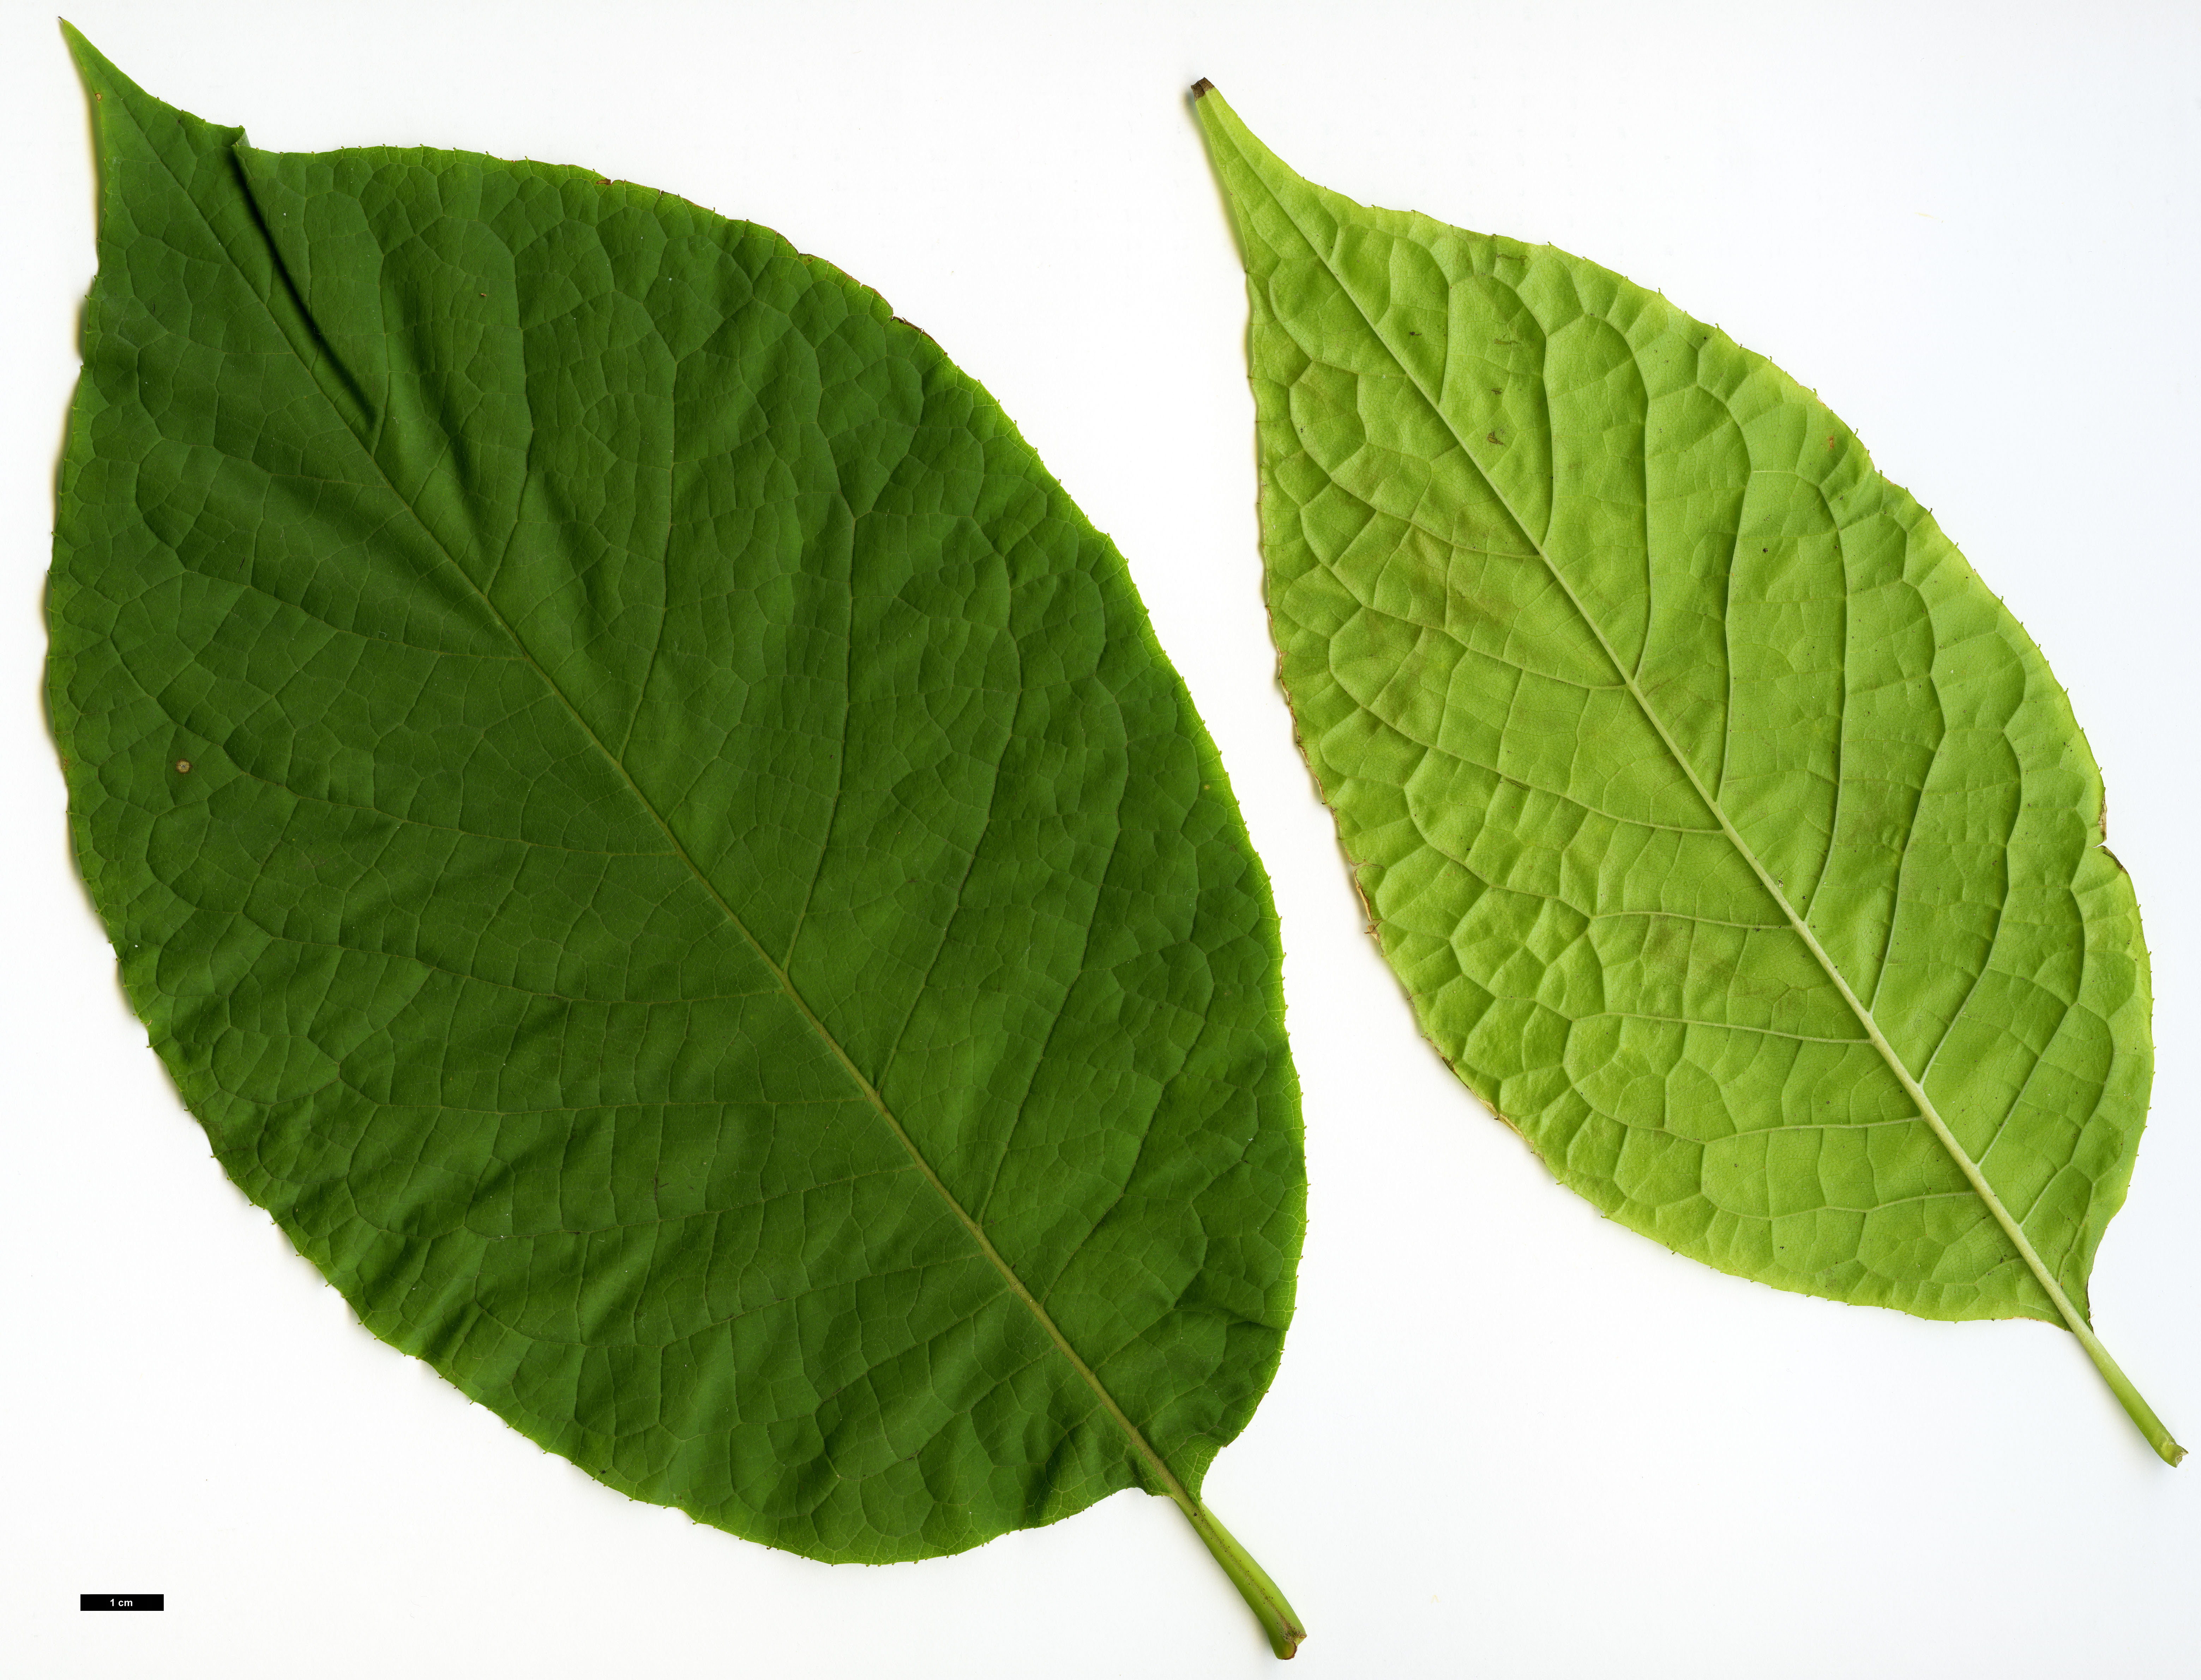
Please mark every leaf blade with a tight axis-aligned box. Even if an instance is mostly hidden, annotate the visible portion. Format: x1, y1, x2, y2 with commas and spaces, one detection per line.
53, 24, 1310, 1596
1195, 84, 2175, 1459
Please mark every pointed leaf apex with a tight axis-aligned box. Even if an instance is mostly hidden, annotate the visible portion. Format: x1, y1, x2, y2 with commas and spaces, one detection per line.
58, 21, 139, 99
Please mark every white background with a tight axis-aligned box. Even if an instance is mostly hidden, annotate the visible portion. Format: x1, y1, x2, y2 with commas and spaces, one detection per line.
4, 2, 2197, 1675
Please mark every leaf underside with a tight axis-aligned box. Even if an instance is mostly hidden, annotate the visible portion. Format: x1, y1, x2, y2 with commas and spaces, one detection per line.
52, 33, 1304, 1565
1198, 90, 2151, 1333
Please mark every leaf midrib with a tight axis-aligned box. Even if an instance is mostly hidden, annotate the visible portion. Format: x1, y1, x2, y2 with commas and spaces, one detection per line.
1218, 116, 2098, 1339
125, 103, 1198, 1514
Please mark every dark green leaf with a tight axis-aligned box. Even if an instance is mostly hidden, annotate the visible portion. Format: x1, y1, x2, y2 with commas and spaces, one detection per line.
48, 29, 1306, 1648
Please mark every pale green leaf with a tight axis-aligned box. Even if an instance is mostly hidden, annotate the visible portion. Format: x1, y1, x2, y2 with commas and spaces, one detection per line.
47, 30, 1308, 1651
1195, 83, 2177, 1463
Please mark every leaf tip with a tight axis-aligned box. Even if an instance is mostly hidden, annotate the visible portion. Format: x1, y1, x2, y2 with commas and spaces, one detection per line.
56, 19, 138, 104
1191, 77, 1217, 101
58, 17, 100, 74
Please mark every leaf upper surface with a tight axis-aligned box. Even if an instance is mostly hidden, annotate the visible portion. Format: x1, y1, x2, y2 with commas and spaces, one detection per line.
52, 35, 1304, 1565
1196, 89, 2152, 1339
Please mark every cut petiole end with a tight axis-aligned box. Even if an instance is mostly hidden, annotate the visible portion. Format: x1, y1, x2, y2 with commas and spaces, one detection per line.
2122, 1386, 2184, 1468
2070, 1318, 2183, 1465
1176, 1498, 1306, 1658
